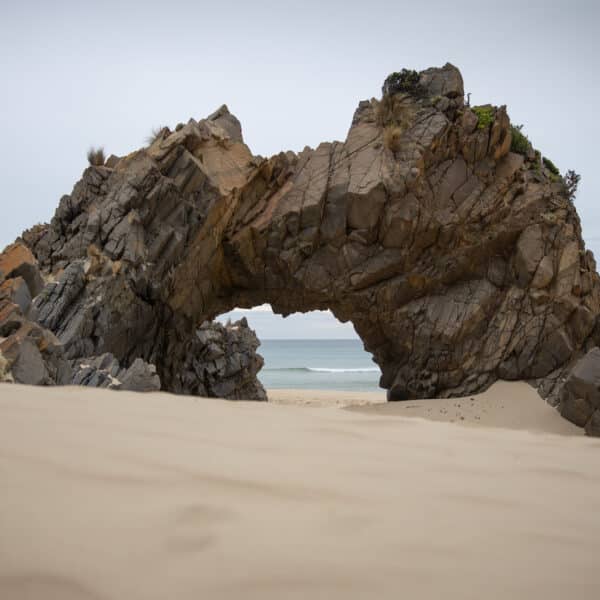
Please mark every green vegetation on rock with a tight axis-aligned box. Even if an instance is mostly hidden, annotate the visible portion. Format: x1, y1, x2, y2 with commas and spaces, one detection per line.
510, 125, 530, 156
472, 105, 494, 129
542, 156, 560, 176
382, 69, 422, 96
565, 170, 581, 201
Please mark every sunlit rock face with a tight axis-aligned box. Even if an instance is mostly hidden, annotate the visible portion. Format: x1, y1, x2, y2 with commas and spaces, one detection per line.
2, 64, 600, 416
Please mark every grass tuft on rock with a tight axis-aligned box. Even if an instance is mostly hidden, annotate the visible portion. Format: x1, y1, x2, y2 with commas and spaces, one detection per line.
542, 156, 560, 176
87, 147, 105, 167
146, 126, 169, 145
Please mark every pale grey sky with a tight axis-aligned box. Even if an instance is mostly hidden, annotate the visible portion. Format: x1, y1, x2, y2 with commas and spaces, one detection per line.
1, 0, 598, 338
216, 306, 358, 340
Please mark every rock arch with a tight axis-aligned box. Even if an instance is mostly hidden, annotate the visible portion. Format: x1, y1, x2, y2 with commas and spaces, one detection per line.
10, 64, 600, 403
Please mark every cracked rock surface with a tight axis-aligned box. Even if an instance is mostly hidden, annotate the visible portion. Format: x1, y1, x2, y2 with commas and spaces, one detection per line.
2, 63, 600, 427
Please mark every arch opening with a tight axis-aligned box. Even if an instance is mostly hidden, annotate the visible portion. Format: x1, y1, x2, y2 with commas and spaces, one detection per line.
216, 306, 381, 392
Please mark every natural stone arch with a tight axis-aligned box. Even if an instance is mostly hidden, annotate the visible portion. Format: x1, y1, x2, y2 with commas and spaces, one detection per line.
18, 64, 600, 403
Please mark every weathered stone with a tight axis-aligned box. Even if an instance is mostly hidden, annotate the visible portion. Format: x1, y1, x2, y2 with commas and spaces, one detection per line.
555, 241, 580, 297
0, 243, 36, 278
560, 348, 600, 434
0, 277, 32, 313
0, 350, 13, 382
10, 339, 48, 385
496, 152, 524, 181
585, 410, 600, 436
515, 225, 544, 285
207, 104, 243, 143
561, 395, 593, 428
531, 255, 554, 289
0, 242, 44, 297
120, 359, 161, 392
3, 63, 600, 427
419, 63, 464, 99
0, 274, 73, 387
70, 352, 159, 392
105, 154, 121, 169
167, 319, 266, 400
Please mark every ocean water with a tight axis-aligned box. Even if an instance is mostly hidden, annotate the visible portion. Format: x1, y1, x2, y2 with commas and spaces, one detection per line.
257, 339, 381, 391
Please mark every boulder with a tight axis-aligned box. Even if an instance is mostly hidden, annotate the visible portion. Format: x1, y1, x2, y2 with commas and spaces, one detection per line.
0, 261, 72, 387
0, 276, 32, 313
72, 354, 123, 388
560, 348, 600, 435
71, 353, 160, 392
120, 359, 161, 392
419, 63, 464, 99
167, 319, 267, 401
0, 242, 44, 296
9, 338, 48, 385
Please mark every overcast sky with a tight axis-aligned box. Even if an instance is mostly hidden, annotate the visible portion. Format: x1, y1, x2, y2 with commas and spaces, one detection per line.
1, 1, 598, 338
215, 305, 357, 340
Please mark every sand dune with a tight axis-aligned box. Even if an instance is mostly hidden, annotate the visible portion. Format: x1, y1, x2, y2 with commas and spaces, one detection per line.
1, 382, 599, 599
345, 381, 583, 435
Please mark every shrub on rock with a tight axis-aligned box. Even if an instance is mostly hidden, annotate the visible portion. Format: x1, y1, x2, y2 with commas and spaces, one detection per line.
87, 147, 105, 166
510, 125, 530, 155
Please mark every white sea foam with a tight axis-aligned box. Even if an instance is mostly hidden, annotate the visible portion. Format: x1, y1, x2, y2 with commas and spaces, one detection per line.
263, 367, 379, 373
306, 367, 380, 373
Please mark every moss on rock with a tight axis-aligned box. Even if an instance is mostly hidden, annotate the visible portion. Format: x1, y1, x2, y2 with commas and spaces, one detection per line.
472, 105, 494, 129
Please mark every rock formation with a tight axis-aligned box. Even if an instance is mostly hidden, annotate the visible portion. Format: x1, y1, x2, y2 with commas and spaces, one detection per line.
1, 240, 266, 398
2, 63, 600, 432
71, 354, 160, 392
559, 349, 600, 436
0, 242, 71, 385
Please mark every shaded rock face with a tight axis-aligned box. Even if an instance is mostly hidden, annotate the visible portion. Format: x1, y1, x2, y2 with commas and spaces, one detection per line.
560, 348, 600, 435
0, 243, 72, 386
71, 353, 160, 392
170, 318, 266, 401
0, 245, 265, 398
4, 63, 600, 423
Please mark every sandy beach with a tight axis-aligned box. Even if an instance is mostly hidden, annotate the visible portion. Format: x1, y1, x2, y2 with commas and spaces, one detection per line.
271, 381, 582, 435
1, 381, 599, 599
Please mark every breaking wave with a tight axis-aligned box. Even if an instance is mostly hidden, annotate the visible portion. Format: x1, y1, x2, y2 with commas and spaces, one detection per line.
263, 367, 380, 373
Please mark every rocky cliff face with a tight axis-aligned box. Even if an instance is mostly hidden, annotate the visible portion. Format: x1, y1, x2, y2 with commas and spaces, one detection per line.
2, 63, 600, 431
0, 239, 266, 399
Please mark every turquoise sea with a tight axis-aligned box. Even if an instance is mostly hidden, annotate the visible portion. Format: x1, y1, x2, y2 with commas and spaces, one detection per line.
257, 339, 381, 392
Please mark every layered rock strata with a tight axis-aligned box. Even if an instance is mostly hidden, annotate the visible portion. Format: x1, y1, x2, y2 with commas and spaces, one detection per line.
0, 242, 265, 398
559, 348, 600, 435
2, 63, 600, 431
